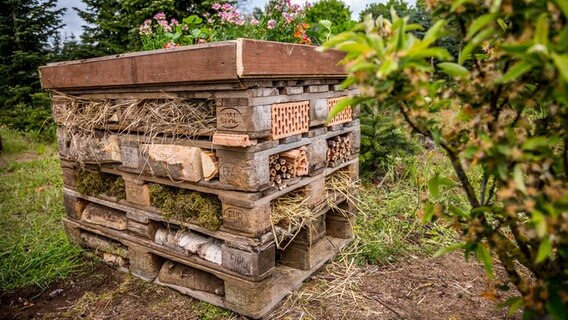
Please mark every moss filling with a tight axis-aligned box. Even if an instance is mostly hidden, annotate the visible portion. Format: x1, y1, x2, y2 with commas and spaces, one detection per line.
76, 169, 126, 200
148, 184, 221, 231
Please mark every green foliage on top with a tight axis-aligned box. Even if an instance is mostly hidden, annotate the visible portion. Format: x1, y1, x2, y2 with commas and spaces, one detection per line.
324, 1, 568, 318
75, 0, 226, 56
305, 0, 352, 27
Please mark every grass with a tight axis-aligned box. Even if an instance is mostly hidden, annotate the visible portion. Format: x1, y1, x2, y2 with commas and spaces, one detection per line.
352, 148, 459, 265
0, 127, 83, 292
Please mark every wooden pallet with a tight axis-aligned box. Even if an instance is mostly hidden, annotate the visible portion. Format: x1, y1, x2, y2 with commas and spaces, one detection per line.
61, 156, 358, 236
63, 218, 351, 318
58, 125, 359, 192
62, 186, 355, 281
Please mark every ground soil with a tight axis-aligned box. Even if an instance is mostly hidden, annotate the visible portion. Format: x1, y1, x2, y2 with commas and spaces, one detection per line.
0, 251, 520, 320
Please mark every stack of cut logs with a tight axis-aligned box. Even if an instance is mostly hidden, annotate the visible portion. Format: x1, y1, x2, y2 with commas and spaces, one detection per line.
326, 135, 352, 164
269, 146, 308, 190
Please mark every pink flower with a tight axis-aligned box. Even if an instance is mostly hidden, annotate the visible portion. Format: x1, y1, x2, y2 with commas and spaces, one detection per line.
158, 20, 172, 32
222, 3, 232, 10
144, 19, 152, 25
283, 12, 294, 24
267, 19, 276, 29
138, 24, 152, 35
208, 18, 214, 24
153, 12, 166, 21
212, 3, 221, 10
250, 18, 259, 25
170, 18, 179, 26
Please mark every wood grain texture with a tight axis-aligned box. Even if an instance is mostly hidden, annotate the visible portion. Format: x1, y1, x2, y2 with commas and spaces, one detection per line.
40, 42, 238, 89
40, 39, 347, 90
237, 39, 346, 78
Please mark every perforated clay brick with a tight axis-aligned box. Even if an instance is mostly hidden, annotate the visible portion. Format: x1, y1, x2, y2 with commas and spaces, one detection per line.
327, 97, 353, 126
271, 101, 310, 140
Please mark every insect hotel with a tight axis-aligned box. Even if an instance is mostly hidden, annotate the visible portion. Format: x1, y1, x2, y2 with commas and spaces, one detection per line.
40, 39, 360, 318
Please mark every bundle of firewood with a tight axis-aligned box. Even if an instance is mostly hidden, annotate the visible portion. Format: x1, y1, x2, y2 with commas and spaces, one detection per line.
269, 146, 308, 189
326, 135, 351, 164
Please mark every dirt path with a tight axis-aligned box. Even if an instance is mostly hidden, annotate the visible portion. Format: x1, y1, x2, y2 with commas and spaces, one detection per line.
0, 252, 519, 320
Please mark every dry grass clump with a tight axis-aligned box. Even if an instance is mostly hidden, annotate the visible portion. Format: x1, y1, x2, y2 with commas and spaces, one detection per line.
52, 93, 216, 140
268, 250, 375, 320
270, 190, 314, 250
325, 169, 360, 215
148, 184, 221, 231
76, 169, 126, 200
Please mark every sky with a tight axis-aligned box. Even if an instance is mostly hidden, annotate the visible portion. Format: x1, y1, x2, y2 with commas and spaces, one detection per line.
57, 0, 380, 38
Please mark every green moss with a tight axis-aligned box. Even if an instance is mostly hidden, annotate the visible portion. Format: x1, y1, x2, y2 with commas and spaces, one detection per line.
76, 170, 126, 200
148, 184, 221, 231
191, 301, 232, 320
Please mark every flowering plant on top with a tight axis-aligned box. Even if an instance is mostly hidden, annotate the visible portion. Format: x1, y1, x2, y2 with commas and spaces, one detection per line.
139, 12, 211, 50
138, 0, 314, 50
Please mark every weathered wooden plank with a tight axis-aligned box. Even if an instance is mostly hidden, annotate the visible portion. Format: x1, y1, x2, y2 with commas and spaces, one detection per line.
82, 203, 128, 230
41, 42, 239, 89
237, 39, 346, 78
158, 260, 225, 295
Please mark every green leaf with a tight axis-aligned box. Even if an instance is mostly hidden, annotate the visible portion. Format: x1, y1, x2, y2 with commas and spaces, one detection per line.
536, 237, 552, 264
433, 242, 466, 258
336, 41, 373, 54
423, 20, 446, 47
551, 52, 568, 83
497, 297, 524, 316
319, 19, 332, 30
412, 48, 453, 60
405, 23, 424, 31
326, 97, 367, 123
466, 13, 497, 40
338, 76, 357, 90
459, 29, 494, 64
449, 204, 468, 218
475, 244, 494, 278
451, 0, 474, 12
532, 210, 547, 239
376, 59, 399, 79
513, 165, 527, 195
497, 19, 508, 31
348, 62, 376, 73
428, 176, 441, 198
552, 0, 568, 19
535, 13, 549, 45
522, 136, 554, 150
496, 61, 533, 83
437, 62, 470, 78
422, 202, 434, 223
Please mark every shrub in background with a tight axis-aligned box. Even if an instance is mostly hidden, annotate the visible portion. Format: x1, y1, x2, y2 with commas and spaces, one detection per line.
324, 0, 568, 318
359, 100, 419, 179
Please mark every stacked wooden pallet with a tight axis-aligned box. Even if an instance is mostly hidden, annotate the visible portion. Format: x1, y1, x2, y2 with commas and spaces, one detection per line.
40, 39, 360, 319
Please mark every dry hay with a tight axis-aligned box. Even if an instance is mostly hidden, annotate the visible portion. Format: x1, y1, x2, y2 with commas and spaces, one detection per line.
52, 92, 216, 139
268, 247, 376, 320
325, 169, 361, 215
270, 191, 314, 250
52, 93, 216, 165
